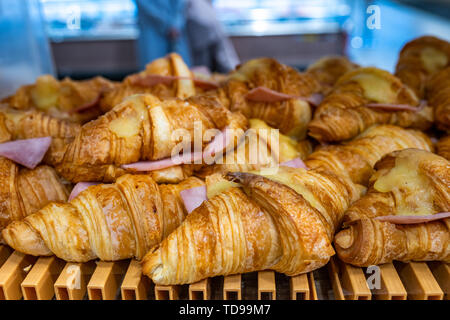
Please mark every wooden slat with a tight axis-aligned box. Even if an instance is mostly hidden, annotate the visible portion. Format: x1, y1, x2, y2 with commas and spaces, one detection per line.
371, 263, 407, 300
21, 256, 64, 300
308, 272, 318, 300
0, 251, 36, 300
87, 261, 128, 300
189, 278, 210, 300
0, 246, 12, 268
54, 262, 96, 300
290, 274, 310, 300
121, 260, 150, 300
329, 258, 371, 300
328, 258, 345, 300
223, 274, 242, 300
154, 285, 179, 300
395, 262, 443, 300
428, 262, 450, 300
257, 271, 276, 300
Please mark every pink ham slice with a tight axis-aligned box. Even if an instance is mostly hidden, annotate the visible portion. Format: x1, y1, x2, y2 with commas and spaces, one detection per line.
375, 212, 450, 224
0, 137, 51, 169
130, 74, 219, 90
70, 93, 103, 114
245, 87, 299, 102
68, 182, 101, 201
366, 100, 427, 112
305, 93, 324, 107
180, 185, 207, 213
122, 128, 229, 171
280, 158, 308, 169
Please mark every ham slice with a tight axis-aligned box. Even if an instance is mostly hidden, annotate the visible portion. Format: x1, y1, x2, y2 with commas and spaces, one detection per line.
245, 87, 299, 102
70, 93, 103, 113
0, 137, 51, 169
180, 185, 207, 213
130, 74, 219, 90
121, 152, 203, 172
68, 182, 100, 201
305, 93, 324, 107
280, 158, 308, 169
375, 212, 450, 224
367, 100, 427, 112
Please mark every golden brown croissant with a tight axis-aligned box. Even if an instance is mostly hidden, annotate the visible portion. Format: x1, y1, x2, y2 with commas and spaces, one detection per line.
334, 148, 450, 266
100, 53, 200, 112
306, 56, 359, 95
2, 174, 204, 262
142, 166, 360, 285
437, 135, 450, 160
334, 218, 449, 266
427, 66, 450, 132
56, 93, 247, 183
0, 157, 69, 237
308, 67, 433, 142
304, 124, 433, 185
395, 36, 450, 98
4, 75, 116, 123
209, 58, 320, 139
0, 106, 80, 164
195, 118, 313, 178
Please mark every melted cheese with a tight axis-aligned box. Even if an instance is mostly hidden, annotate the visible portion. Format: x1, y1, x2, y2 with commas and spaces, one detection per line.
205, 173, 240, 199
374, 153, 434, 216
420, 47, 448, 74
352, 73, 397, 103
109, 117, 140, 138
31, 75, 60, 110
249, 119, 300, 162
253, 168, 326, 214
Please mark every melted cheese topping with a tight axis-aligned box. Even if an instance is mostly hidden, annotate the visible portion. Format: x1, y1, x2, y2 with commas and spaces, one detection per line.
420, 47, 448, 74
205, 173, 240, 199
31, 75, 60, 110
352, 73, 397, 103
249, 119, 300, 162
109, 117, 140, 138
374, 152, 434, 216
254, 168, 326, 214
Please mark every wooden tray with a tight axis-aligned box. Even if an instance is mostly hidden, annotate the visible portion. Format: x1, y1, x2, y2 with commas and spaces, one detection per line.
0, 246, 447, 300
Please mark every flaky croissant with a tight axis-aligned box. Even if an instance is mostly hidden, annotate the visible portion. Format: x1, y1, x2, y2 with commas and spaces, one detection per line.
210, 58, 320, 139
56, 93, 247, 183
308, 67, 433, 142
100, 53, 198, 112
4, 75, 116, 123
395, 36, 450, 98
2, 174, 204, 262
437, 135, 450, 160
334, 149, 450, 266
304, 124, 433, 186
0, 157, 69, 237
195, 118, 313, 178
427, 67, 450, 132
306, 56, 359, 95
142, 166, 360, 285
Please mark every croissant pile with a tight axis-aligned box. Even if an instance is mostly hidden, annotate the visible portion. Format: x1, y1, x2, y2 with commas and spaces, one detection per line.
0, 35, 448, 287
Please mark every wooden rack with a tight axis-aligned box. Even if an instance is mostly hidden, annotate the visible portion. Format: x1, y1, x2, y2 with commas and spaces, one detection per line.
0, 246, 447, 300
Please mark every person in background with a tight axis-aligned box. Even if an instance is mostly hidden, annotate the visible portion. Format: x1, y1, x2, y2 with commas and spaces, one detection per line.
135, 0, 192, 69
186, 0, 239, 73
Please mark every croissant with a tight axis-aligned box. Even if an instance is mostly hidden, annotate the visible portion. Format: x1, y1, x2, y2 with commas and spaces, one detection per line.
395, 36, 450, 98
437, 135, 450, 160
2, 174, 204, 262
142, 166, 360, 285
304, 124, 433, 185
308, 67, 433, 142
56, 93, 247, 183
427, 67, 450, 132
306, 56, 359, 95
210, 58, 320, 139
0, 106, 80, 164
334, 149, 450, 266
0, 157, 69, 237
99, 53, 199, 112
195, 118, 313, 178
4, 74, 116, 123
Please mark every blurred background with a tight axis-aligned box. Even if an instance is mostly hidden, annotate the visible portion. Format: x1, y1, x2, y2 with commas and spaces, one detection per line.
1, 0, 450, 98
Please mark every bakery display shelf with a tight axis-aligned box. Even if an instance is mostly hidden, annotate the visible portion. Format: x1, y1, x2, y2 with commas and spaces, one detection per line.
0, 245, 447, 300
